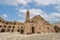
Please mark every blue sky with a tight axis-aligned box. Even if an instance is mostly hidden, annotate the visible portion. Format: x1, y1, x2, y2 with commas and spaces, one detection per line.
0, 0, 60, 23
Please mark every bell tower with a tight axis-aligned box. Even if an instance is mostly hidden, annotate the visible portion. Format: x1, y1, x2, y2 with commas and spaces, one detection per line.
26, 10, 30, 22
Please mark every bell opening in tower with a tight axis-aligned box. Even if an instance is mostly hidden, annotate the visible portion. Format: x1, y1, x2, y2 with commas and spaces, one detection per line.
25, 10, 30, 22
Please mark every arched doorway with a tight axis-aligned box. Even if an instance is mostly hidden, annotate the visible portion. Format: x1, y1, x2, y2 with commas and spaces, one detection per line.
17, 29, 20, 32
32, 27, 35, 33
17, 26, 20, 32
0, 25, 2, 28
54, 25, 60, 32
11, 29, 14, 32
21, 27, 24, 34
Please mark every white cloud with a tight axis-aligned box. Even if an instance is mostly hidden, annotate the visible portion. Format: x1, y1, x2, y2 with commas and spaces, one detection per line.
49, 13, 60, 21
29, 9, 43, 18
43, 13, 60, 23
17, 9, 27, 19
0, 0, 32, 6
33, 0, 60, 6
55, 5, 60, 12
17, 9, 60, 23
17, 9, 47, 21
3, 14, 8, 19
18, 9, 27, 13
17, 9, 43, 18
0, 0, 60, 6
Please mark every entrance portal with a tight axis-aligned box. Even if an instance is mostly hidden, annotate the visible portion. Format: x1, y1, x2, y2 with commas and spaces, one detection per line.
21, 27, 24, 34
54, 26, 60, 32
21, 29, 24, 34
32, 27, 35, 33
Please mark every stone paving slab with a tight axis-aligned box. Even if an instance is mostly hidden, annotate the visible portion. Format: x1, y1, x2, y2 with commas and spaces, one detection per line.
0, 33, 60, 40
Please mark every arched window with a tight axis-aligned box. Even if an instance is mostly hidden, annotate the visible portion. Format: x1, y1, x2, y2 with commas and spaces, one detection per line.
0, 25, 2, 28
13, 26, 15, 28
14, 23, 16, 25
54, 26, 60, 32
5, 22, 9, 25
0, 20, 1, 22
6, 29, 10, 32
3, 26, 6, 28
1, 29, 5, 32
11, 29, 14, 32
17, 29, 20, 32
21, 27, 24, 29
8, 26, 11, 28
2, 21, 4, 23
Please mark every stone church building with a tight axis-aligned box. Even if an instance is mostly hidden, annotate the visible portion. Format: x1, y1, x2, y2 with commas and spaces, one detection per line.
0, 10, 55, 34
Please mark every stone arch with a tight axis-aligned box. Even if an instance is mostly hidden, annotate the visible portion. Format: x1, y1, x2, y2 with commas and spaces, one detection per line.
32, 27, 35, 33
17, 26, 20, 32
54, 25, 60, 33
31, 24, 35, 33
3, 26, 7, 28
0, 25, 2, 28
17, 29, 20, 32
21, 27, 24, 34
13, 26, 15, 28
1, 29, 5, 32
6, 29, 10, 32
5, 22, 9, 25
8, 26, 11, 28
0, 19, 2, 22
11, 29, 14, 32
2, 21, 5, 23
